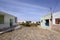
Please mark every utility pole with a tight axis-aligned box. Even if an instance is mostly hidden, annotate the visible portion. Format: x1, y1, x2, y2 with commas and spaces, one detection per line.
50, 7, 53, 30
49, 0, 59, 30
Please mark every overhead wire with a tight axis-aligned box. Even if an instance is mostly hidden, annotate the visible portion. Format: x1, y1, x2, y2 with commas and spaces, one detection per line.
52, 0, 60, 13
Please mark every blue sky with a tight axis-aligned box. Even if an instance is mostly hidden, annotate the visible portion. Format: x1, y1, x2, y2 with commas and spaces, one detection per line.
0, 0, 60, 21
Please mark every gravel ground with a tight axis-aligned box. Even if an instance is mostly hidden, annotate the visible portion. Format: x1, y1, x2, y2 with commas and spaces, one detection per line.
0, 27, 60, 40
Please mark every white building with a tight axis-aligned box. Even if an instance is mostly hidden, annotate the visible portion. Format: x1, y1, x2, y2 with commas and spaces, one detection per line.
53, 12, 60, 25
0, 11, 17, 29
41, 12, 60, 29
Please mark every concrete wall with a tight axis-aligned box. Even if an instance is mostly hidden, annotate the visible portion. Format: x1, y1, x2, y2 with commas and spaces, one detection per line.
41, 12, 60, 31
53, 12, 60, 25
40, 14, 51, 29
4, 14, 17, 26
52, 12, 60, 32
0, 12, 17, 29
52, 25, 60, 32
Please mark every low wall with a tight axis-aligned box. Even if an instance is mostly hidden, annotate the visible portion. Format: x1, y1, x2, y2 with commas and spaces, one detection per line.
52, 25, 60, 32
0, 24, 9, 29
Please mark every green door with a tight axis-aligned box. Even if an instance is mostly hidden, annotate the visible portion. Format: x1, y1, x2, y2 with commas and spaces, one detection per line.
0, 15, 4, 24
10, 19, 13, 27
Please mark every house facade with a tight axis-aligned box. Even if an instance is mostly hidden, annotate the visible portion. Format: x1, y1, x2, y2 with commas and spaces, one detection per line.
41, 12, 60, 29
0, 11, 17, 29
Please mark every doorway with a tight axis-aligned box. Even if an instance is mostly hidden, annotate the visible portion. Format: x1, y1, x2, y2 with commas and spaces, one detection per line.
10, 19, 13, 27
45, 19, 49, 26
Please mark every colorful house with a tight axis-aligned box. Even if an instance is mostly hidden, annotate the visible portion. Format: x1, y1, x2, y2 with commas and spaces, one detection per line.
41, 12, 60, 29
0, 11, 17, 29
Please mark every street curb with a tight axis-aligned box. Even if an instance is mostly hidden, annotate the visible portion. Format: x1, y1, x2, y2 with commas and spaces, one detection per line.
0, 26, 21, 35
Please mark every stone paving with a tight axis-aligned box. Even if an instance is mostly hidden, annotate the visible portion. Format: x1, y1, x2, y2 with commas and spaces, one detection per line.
0, 27, 60, 40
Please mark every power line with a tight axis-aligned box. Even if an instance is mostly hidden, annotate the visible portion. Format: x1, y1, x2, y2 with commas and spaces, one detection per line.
49, 0, 59, 13
53, 0, 60, 13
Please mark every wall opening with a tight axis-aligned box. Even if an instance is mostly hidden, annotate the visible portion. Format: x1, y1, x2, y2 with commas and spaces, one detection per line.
45, 19, 49, 26
55, 18, 60, 24
10, 19, 13, 27
15, 17, 17, 23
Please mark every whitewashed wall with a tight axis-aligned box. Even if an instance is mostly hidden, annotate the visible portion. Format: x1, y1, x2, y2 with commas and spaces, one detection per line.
0, 12, 17, 29
53, 12, 60, 25
40, 14, 51, 29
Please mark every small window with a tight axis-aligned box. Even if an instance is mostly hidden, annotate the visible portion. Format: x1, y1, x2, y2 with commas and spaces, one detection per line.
15, 17, 17, 23
0, 15, 4, 24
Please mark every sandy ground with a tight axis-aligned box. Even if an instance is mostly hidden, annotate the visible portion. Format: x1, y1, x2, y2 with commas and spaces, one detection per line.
0, 26, 60, 40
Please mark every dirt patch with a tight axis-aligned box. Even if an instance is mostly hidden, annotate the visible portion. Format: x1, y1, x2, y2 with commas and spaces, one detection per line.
0, 27, 60, 40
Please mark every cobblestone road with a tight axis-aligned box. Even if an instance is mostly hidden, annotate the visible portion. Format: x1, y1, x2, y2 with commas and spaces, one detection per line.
0, 27, 60, 40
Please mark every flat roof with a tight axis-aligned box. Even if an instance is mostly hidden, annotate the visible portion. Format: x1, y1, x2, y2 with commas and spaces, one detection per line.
0, 11, 17, 17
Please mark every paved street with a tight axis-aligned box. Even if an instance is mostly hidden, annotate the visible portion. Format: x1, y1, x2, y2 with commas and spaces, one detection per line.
0, 27, 60, 40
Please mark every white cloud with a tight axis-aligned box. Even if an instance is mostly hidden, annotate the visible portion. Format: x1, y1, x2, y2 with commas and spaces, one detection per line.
0, 0, 50, 21
0, 0, 48, 9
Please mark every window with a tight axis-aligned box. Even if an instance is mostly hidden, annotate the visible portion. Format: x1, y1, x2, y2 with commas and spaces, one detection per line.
15, 17, 17, 23
0, 15, 4, 24
55, 18, 60, 24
